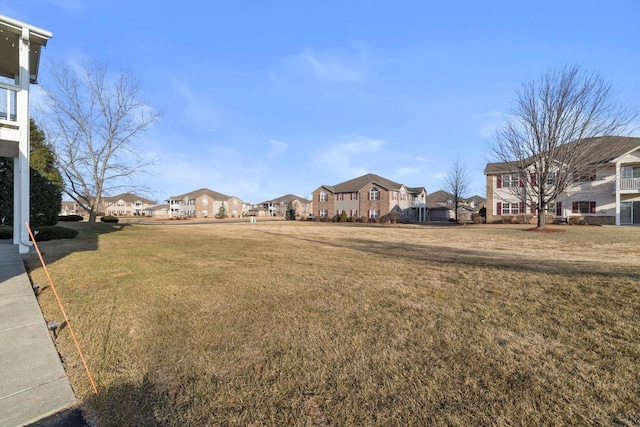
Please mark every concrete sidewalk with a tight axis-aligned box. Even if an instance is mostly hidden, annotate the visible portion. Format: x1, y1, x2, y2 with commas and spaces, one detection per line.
0, 241, 77, 427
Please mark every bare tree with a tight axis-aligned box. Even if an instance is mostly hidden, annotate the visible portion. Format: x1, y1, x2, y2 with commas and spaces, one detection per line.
489, 65, 636, 229
40, 59, 160, 222
443, 155, 471, 223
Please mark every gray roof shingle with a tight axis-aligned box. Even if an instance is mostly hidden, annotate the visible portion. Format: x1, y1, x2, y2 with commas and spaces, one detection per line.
484, 136, 640, 174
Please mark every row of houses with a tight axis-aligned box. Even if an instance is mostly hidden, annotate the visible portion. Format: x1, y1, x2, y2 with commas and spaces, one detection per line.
60, 190, 315, 220
60, 175, 487, 222
61, 136, 640, 225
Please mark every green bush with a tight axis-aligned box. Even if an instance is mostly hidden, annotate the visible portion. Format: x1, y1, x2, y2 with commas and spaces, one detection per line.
100, 215, 119, 223
0, 225, 12, 239
32, 226, 78, 241
58, 214, 84, 222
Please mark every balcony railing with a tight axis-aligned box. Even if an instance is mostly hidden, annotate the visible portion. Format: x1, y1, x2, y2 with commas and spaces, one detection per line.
620, 177, 640, 190
0, 82, 19, 125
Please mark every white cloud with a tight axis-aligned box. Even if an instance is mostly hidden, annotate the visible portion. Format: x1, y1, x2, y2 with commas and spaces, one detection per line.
396, 166, 422, 177
297, 48, 366, 84
473, 111, 504, 139
316, 134, 386, 178
268, 139, 288, 158
431, 172, 448, 180
172, 79, 222, 126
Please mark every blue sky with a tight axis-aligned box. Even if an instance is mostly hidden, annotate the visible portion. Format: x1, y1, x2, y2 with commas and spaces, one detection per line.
3, 0, 639, 204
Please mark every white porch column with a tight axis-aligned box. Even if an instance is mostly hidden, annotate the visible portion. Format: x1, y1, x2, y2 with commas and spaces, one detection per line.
615, 162, 621, 226
14, 27, 31, 253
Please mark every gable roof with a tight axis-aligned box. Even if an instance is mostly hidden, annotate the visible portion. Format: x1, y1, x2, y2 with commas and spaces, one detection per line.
103, 192, 156, 204
406, 186, 426, 195
258, 194, 311, 205
169, 188, 231, 201
467, 195, 486, 205
426, 190, 486, 208
484, 136, 640, 174
322, 173, 405, 193
147, 204, 169, 210
426, 190, 454, 208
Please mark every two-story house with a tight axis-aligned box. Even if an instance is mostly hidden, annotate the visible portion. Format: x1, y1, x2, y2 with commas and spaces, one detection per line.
312, 173, 427, 222
485, 136, 640, 225
167, 188, 243, 219
257, 194, 312, 218
102, 193, 157, 216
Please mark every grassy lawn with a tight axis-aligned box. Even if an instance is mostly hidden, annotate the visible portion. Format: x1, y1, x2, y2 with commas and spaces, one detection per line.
25, 222, 640, 426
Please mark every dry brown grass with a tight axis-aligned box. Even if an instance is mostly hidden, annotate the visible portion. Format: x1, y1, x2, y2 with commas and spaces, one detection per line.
25, 222, 640, 426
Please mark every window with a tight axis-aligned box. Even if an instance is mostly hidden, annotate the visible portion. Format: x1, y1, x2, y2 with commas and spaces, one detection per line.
117, 201, 124, 207
233, 199, 237, 205
501, 202, 519, 215
622, 166, 640, 178
572, 201, 596, 214
370, 187, 379, 200
546, 172, 556, 185
202, 197, 208, 205
400, 192, 406, 201
350, 209, 358, 217
320, 191, 327, 202
320, 210, 327, 218
392, 191, 398, 201
337, 193, 344, 201
351, 192, 358, 200
497, 174, 520, 188
370, 209, 379, 219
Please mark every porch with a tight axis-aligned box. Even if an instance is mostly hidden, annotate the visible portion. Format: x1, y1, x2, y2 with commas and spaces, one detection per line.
620, 177, 640, 192
0, 14, 52, 253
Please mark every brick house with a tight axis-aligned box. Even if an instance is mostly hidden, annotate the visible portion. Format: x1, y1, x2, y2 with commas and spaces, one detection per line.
60, 193, 157, 218
311, 173, 427, 222
484, 136, 640, 225
167, 188, 243, 218
257, 194, 312, 218
102, 193, 157, 216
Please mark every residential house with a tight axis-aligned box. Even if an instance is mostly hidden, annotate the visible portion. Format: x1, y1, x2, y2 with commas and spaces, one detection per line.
257, 194, 312, 218
484, 136, 640, 225
312, 173, 427, 222
59, 201, 83, 217
102, 193, 156, 216
247, 205, 268, 217
146, 204, 169, 218
242, 202, 253, 217
167, 188, 243, 218
426, 190, 485, 222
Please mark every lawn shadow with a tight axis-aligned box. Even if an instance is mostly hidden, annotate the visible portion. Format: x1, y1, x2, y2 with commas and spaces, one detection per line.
256, 229, 640, 282
24, 222, 131, 272
83, 373, 160, 426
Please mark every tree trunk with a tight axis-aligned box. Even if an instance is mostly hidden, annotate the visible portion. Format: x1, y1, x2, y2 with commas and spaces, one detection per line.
537, 200, 545, 229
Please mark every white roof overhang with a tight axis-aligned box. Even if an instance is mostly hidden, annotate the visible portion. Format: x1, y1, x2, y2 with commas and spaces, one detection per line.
0, 14, 52, 84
